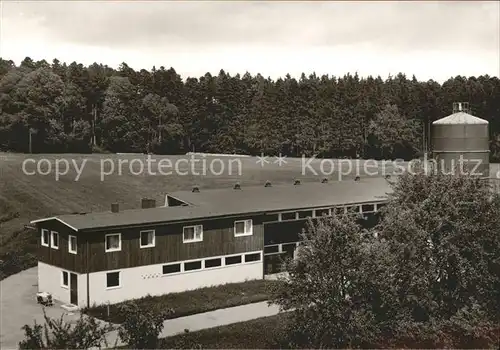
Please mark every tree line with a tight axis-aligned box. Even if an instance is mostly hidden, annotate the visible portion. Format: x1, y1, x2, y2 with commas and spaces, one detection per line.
1, 57, 500, 160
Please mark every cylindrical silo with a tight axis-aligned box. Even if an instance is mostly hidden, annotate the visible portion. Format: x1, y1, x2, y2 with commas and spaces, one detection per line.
432, 103, 489, 178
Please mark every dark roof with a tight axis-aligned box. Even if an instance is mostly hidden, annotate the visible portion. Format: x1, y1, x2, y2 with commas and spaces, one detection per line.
31, 177, 393, 231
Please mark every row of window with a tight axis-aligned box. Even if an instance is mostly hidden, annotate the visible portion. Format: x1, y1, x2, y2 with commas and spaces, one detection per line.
162, 251, 262, 275
41, 229, 77, 254
277, 203, 383, 222
102, 251, 262, 289
104, 219, 254, 253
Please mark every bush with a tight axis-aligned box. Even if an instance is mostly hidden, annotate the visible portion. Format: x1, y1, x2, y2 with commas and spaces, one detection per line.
18, 309, 115, 349
117, 301, 172, 349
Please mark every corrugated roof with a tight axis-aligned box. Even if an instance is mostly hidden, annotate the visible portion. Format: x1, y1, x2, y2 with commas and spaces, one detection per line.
32, 177, 393, 231
433, 112, 488, 125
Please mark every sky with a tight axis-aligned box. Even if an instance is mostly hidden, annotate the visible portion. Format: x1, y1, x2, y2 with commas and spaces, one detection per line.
0, 1, 499, 83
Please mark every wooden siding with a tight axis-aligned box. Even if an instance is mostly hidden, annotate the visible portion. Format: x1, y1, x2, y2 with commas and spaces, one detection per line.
37, 220, 86, 273
85, 215, 264, 273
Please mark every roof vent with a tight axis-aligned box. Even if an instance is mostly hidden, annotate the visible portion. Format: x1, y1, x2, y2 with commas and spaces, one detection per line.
264, 180, 272, 187
294, 179, 301, 185
141, 198, 156, 209
111, 203, 119, 213
233, 182, 241, 190
453, 102, 470, 114
321, 177, 328, 183
354, 176, 360, 182
192, 185, 200, 193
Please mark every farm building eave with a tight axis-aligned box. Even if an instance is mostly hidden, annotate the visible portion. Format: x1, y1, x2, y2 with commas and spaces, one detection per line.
31, 177, 393, 232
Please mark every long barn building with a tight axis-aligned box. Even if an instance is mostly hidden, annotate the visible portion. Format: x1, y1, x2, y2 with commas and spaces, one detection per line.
31, 177, 392, 308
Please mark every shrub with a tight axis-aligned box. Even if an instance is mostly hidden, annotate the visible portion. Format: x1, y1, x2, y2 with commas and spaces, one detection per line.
18, 309, 115, 349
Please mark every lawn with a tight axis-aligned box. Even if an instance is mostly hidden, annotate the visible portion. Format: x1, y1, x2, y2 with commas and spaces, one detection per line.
159, 314, 288, 349
158, 313, 499, 349
83, 279, 282, 324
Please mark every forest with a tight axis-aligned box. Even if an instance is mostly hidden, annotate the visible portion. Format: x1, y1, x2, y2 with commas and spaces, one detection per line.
1, 57, 500, 160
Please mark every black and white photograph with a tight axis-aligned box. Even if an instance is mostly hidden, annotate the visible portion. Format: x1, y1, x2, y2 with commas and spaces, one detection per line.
0, 0, 499, 348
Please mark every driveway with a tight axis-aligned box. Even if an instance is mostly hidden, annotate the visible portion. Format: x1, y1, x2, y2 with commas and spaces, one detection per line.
0, 267, 82, 349
1, 267, 286, 349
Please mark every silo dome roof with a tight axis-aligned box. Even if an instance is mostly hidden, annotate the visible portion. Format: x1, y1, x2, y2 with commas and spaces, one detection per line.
433, 112, 488, 125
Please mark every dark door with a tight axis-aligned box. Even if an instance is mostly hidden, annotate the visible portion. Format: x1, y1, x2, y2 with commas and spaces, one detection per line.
70, 273, 78, 305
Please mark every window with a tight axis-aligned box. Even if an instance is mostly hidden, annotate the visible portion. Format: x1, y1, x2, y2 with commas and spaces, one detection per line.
245, 253, 261, 263
162, 263, 181, 275
205, 257, 222, 268
315, 208, 330, 217
280, 212, 297, 221
41, 229, 49, 247
225, 255, 242, 265
362, 204, 375, 213
140, 230, 155, 248
234, 219, 253, 237
282, 243, 297, 256
61, 271, 69, 288
184, 260, 202, 271
334, 207, 345, 215
105, 233, 121, 252
68, 235, 77, 254
262, 214, 280, 222
51, 231, 59, 249
183, 225, 203, 243
299, 210, 313, 219
377, 203, 387, 211
106, 271, 120, 288
264, 245, 279, 254
347, 205, 360, 214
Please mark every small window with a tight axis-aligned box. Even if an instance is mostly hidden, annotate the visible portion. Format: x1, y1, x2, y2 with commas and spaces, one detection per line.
234, 219, 253, 237
245, 253, 261, 262
140, 230, 155, 248
282, 243, 297, 255
262, 214, 279, 222
334, 207, 345, 215
61, 271, 69, 287
315, 208, 330, 217
68, 235, 77, 254
105, 233, 121, 252
280, 212, 297, 221
162, 263, 181, 275
264, 245, 279, 254
362, 204, 375, 213
225, 255, 242, 265
41, 229, 49, 247
51, 231, 59, 249
183, 225, 203, 243
205, 257, 222, 268
298, 210, 313, 219
106, 271, 120, 288
347, 205, 360, 214
184, 260, 202, 271
377, 203, 387, 211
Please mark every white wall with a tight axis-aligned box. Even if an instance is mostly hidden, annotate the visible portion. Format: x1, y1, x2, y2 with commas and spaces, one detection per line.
38, 261, 70, 305
88, 255, 264, 305
38, 262, 88, 307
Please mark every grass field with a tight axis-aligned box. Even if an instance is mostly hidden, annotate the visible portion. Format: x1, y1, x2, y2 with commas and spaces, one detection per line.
1, 152, 499, 278
84, 279, 281, 324
158, 312, 499, 349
